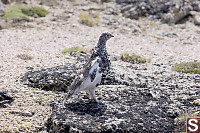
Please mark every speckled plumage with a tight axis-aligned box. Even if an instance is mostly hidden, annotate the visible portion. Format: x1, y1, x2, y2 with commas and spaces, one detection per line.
63, 33, 114, 103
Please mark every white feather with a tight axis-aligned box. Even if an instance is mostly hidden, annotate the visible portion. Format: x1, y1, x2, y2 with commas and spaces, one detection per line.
79, 59, 102, 91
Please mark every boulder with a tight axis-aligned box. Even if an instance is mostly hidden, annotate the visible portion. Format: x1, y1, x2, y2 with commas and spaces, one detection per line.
46, 85, 175, 132
21, 64, 79, 92
21, 53, 144, 91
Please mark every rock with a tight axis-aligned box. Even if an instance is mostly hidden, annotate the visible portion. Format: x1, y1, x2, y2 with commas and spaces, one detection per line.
1, 0, 10, 4
115, 0, 200, 24
193, 99, 200, 105
0, 88, 14, 107
101, 0, 113, 3
193, 15, 200, 25
190, 11, 200, 25
21, 53, 143, 91
21, 62, 140, 91
162, 2, 193, 24
0, 0, 6, 22
10, 110, 35, 117
20, 53, 200, 132
46, 86, 175, 132
21, 64, 79, 92
21, 111, 35, 117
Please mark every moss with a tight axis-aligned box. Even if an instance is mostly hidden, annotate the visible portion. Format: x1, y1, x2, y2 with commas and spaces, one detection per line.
62, 46, 88, 54
120, 53, 148, 64
79, 11, 100, 26
3, 4, 30, 22
3, 4, 48, 22
22, 6, 48, 17
173, 62, 200, 74
17, 54, 33, 60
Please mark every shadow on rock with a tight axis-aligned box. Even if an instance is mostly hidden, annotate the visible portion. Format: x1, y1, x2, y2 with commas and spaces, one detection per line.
64, 101, 107, 117
47, 86, 176, 133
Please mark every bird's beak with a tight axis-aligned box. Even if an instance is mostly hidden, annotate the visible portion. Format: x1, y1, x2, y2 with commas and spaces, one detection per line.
111, 35, 114, 37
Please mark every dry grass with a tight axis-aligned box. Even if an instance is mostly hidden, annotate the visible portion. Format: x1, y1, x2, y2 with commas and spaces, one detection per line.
17, 54, 33, 60
79, 11, 100, 27
173, 62, 200, 74
62, 46, 88, 54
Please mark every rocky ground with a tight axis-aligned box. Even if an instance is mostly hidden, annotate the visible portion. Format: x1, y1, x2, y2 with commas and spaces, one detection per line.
0, 0, 200, 132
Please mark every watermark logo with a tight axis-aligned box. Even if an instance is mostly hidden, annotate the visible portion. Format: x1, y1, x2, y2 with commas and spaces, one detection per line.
186, 117, 200, 133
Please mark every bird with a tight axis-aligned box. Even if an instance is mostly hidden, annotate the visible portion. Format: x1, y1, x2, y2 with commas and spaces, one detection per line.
63, 32, 114, 104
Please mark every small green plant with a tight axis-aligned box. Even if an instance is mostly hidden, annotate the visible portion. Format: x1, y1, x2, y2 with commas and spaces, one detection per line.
52, 87, 57, 93
154, 36, 164, 40
120, 53, 149, 64
22, 6, 48, 17
62, 46, 87, 54
17, 54, 33, 60
79, 11, 100, 26
3, 4, 30, 22
173, 62, 200, 74
3, 4, 48, 22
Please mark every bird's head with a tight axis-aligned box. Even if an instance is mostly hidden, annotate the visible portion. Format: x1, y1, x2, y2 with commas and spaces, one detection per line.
100, 32, 114, 41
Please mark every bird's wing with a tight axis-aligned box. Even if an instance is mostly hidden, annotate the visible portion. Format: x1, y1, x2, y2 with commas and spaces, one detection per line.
64, 56, 100, 100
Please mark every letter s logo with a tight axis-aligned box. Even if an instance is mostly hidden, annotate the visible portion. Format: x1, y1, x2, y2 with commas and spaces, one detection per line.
188, 119, 198, 132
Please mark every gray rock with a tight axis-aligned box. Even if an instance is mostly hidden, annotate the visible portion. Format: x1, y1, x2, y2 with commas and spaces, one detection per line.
115, 0, 200, 24
21, 111, 35, 117
0, 88, 14, 107
190, 11, 200, 25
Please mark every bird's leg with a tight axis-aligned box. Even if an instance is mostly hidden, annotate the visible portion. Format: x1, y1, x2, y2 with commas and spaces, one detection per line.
89, 88, 99, 103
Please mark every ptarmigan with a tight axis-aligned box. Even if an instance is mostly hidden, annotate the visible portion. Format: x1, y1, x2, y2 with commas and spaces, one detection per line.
63, 32, 114, 103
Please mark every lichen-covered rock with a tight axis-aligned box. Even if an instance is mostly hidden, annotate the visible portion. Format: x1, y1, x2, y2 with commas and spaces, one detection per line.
21, 64, 79, 91
20, 52, 200, 132
21, 55, 143, 91
46, 85, 175, 133
0, 88, 14, 107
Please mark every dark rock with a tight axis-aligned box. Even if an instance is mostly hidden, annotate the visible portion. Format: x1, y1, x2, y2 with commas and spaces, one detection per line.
46, 86, 175, 133
1, 0, 10, 4
21, 53, 142, 91
20, 53, 200, 132
21, 64, 79, 92
21, 62, 139, 91
0, 88, 14, 107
